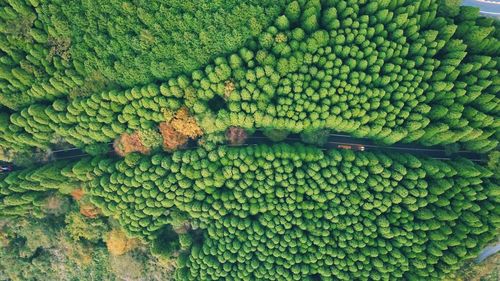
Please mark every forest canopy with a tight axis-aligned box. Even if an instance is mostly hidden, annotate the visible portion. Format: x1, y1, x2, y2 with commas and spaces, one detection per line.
1, 144, 498, 280
37, 0, 287, 87
0, 0, 498, 155
0, 0, 499, 280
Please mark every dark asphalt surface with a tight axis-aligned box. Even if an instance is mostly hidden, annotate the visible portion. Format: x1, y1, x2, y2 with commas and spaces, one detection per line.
43, 131, 486, 164
2, 0, 496, 167
50, 145, 114, 161
36, 132, 496, 265
248, 131, 486, 162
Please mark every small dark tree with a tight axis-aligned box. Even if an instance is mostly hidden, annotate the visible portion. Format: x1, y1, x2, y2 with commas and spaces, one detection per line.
263, 129, 289, 142
300, 129, 330, 146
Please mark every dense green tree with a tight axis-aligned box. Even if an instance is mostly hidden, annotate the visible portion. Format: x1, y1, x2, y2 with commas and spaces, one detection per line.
35, 0, 286, 87
1, 0, 497, 153
0, 160, 80, 218
76, 144, 499, 281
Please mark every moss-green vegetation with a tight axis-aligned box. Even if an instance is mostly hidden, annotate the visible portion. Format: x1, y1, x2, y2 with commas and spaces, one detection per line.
37, 0, 286, 87
0, 160, 79, 217
0, 193, 175, 281
85, 144, 498, 280
445, 252, 499, 281
0, 0, 286, 110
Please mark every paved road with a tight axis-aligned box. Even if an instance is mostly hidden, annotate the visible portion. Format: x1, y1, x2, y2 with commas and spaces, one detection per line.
463, 0, 500, 16
51, 145, 114, 161
0, 134, 493, 264
477, 242, 500, 262
0, 131, 486, 175
45, 132, 486, 163
248, 130, 486, 163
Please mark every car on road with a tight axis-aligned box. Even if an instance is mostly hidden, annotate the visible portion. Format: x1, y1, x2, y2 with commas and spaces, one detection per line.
0, 165, 13, 173
337, 144, 365, 151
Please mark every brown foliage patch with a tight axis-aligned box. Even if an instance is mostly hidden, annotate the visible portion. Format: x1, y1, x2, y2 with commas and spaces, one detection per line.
71, 189, 85, 201
79, 203, 100, 219
170, 107, 203, 139
106, 229, 139, 256
114, 107, 202, 155
113, 131, 150, 156
159, 122, 188, 151
226, 126, 247, 145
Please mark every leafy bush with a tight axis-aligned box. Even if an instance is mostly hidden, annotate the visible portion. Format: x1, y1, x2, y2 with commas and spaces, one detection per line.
0, 1, 498, 280
105, 229, 139, 256
0, 1, 87, 110
150, 225, 181, 259
0, 216, 115, 281
0, 212, 174, 280
64, 211, 109, 242
139, 129, 163, 150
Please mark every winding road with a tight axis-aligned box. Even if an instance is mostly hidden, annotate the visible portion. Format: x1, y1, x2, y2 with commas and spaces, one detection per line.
0, 0, 497, 273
